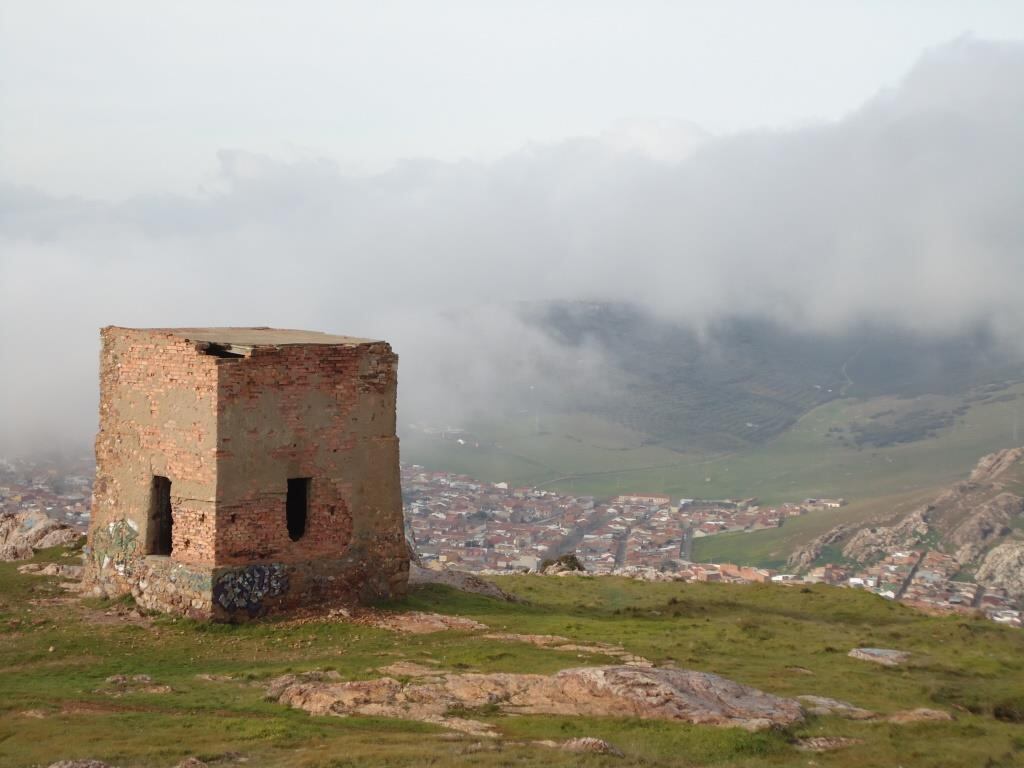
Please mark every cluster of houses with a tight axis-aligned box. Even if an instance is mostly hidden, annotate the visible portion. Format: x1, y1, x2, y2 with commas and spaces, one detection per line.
402, 467, 836, 573
0, 456, 93, 532
770, 549, 1021, 627
403, 466, 582, 571
5, 453, 1019, 628
678, 497, 832, 537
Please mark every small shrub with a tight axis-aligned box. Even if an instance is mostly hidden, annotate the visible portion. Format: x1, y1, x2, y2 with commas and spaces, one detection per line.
994, 697, 1024, 723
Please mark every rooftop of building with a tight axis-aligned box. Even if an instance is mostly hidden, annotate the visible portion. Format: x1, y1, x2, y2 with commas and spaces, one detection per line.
110, 326, 380, 347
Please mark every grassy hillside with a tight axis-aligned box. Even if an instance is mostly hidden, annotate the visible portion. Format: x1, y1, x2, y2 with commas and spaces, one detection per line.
530, 305, 1024, 452
690, 489, 936, 569
404, 383, 1024, 504
2, 547, 1023, 767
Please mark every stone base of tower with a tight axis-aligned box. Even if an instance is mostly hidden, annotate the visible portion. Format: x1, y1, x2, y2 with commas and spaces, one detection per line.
85, 553, 410, 622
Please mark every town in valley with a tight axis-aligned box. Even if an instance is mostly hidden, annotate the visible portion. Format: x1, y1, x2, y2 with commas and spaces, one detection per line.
6, 452, 1016, 627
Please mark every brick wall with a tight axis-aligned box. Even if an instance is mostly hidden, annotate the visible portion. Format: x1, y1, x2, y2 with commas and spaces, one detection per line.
89, 328, 219, 568
213, 343, 399, 566
86, 327, 408, 619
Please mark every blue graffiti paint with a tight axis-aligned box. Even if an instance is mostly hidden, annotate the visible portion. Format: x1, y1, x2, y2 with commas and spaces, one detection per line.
213, 564, 289, 616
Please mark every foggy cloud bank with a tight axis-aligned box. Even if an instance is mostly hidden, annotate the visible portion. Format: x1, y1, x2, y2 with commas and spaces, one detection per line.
2, 37, 1024, 454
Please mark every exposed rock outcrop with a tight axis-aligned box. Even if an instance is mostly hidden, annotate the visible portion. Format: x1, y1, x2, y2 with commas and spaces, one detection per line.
541, 553, 586, 575
797, 695, 875, 720
100, 674, 172, 696
534, 737, 624, 756
848, 648, 910, 666
18, 562, 84, 579
369, 611, 488, 634
481, 632, 651, 665
0, 510, 79, 561
970, 447, 1024, 483
791, 448, 1024, 571
975, 541, 1024, 599
610, 565, 686, 582
787, 524, 856, 570
795, 737, 862, 752
949, 493, 1024, 564
887, 708, 954, 723
842, 509, 930, 562
269, 665, 804, 733
409, 562, 519, 602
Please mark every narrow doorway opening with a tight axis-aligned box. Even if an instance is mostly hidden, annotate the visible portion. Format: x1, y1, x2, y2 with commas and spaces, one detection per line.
148, 475, 173, 555
286, 478, 310, 541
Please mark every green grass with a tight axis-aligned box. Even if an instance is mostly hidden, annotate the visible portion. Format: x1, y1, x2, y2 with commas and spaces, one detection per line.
691, 488, 935, 568
2, 550, 1024, 767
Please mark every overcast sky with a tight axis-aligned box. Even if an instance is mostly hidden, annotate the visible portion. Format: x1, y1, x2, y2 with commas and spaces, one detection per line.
3, 4, 1024, 456
4, 1, 1024, 197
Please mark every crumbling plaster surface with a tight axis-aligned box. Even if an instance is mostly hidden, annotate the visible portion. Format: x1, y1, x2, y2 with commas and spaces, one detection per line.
89, 328, 219, 568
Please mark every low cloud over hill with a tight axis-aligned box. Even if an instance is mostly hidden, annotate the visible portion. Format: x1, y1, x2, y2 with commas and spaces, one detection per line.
3, 37, 1024, 453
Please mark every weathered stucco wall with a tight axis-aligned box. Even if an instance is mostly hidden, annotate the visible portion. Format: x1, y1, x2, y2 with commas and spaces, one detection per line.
85, 327, 408, 620
87, 328, 220, 584
212, 340, 407, 606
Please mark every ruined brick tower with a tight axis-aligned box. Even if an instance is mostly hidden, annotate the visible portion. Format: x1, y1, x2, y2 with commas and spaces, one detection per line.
85, 327, 409, 620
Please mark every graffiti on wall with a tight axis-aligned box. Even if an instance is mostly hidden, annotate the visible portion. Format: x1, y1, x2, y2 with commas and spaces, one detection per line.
91, 518, 139, 576
213, 564, 289, 616
151, 559, 214, 594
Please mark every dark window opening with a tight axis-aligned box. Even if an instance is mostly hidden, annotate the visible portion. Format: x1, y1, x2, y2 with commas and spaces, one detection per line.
198, 342, 245, 359
286, 478, 310, 541
148, 475, 173, 555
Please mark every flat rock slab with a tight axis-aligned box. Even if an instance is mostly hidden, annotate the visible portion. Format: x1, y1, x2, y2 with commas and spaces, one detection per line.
798, 695, 876, 720
409, 564, 520, 602
887, 708, 954, 723
848, 648, 910, 666
534, 737, 624, 756
796, 737, 863, 752
482, 632, 651, 665
370, 611, 487, 634
269, 665, 803, 733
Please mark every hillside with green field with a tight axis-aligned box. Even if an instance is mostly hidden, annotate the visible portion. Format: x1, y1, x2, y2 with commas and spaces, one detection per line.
404, 382, 1024, 503
2, 547, 1023, 767
401, 307, 1024, 568
404, 306, 1023, 503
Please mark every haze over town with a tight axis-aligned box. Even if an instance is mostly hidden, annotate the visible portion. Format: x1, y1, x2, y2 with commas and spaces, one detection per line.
6, 7, 1024, 767
4, 3, 1024, 455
